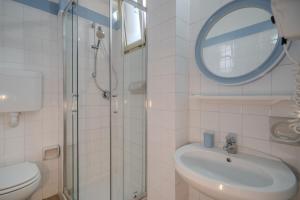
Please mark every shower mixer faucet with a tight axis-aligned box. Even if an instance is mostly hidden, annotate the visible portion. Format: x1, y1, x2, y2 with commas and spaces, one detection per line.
102, 90, 110, 100
223, 133, 237, 154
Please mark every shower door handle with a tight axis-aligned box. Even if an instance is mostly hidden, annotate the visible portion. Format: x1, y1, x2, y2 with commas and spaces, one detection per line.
72, 94, 78, 112
112, 95, 118, 114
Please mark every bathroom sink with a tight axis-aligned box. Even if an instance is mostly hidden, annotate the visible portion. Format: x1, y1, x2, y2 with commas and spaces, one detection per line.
175, 143, 298, 200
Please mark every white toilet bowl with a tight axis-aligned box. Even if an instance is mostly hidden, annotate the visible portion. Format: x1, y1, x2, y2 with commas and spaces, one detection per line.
0, 162, 41, 200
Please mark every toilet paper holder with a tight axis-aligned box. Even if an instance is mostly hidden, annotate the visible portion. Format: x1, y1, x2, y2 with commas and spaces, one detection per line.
43, 145, 60, 160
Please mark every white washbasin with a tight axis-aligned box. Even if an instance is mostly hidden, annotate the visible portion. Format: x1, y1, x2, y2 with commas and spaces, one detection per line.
175, 143, 298, 200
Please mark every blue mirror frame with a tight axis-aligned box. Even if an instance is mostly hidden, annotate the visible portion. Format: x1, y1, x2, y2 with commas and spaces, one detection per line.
195, 0, 286, 85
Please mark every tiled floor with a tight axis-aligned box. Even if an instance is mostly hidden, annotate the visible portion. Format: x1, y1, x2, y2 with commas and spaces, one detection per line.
43, 194, 146, 200
43, 195, 60, 200
43, 194, 147, 200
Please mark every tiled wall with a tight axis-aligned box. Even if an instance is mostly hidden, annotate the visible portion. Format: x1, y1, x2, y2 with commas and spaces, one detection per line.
147, 0, 176, 199
187, 0, 300, 200
175, 0, 190, 200
0, 0, 62, 199
147, 0, 190, 199
76, 1, 111, 198
80, 0, 109, 17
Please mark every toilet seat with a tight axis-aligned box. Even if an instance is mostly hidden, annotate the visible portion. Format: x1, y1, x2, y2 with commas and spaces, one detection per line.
0, 162, 41, 196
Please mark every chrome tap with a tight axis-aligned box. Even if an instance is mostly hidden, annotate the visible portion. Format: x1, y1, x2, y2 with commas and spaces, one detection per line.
223, 134, 237, 154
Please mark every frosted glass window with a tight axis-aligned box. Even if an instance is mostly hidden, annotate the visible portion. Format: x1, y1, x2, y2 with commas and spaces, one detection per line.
124, 0, 146, 52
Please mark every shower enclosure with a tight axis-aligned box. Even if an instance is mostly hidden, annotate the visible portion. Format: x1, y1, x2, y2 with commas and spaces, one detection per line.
62, 0, 147, 200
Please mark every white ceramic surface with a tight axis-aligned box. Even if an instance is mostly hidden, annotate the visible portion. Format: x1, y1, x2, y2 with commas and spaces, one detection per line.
0, 68, 42, 113
0, 162, 41, 200
175, 143, 298, 200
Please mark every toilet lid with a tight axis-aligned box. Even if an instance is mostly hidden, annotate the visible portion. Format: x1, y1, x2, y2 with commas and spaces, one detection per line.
0, 162, 40, 192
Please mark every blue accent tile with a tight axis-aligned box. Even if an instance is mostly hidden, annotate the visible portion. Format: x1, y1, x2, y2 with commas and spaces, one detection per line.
203, 20, 275, 48
14, 0, 59, 15
59, 0, 69, 12
13, 0, 111, 28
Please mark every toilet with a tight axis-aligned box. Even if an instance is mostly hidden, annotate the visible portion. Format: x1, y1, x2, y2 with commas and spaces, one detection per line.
0, 162, 41, 200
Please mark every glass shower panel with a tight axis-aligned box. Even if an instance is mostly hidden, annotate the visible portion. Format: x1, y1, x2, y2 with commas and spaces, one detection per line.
111, 1, 147, 200
63, 2, 79, 200
63, 0, 147, 199
111, 1, 125, 199
122, 3, 147, 200
123, 47, 147, 200
77, 0, 111, 199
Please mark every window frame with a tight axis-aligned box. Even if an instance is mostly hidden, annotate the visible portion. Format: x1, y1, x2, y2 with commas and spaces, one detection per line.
123, 0, 147, 53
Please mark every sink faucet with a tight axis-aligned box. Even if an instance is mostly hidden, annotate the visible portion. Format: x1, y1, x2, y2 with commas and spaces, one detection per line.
223, 134, 237, 154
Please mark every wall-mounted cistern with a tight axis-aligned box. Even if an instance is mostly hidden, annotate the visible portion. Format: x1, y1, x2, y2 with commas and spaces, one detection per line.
223, 134, 237, 154
0, 69, 42, 127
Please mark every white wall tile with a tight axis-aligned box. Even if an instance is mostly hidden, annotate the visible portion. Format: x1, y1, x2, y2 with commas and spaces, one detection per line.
218, 84, 242, 95
220, 113, 242, 134
189, 110, 201, 128
271, 64, 294, 95
0, 1, 62, 199
189, 127, 202, 143
200, 111, 219, 131
242, 115, 269, 140
243, 137, 271, 154
219, 103, 242, 114
242, 104, 271, 116
148, 0, 176, 28
243, 74, 271, 95
148, 0, 190, 199
176, 0, 189, 22
189, 0, 223, 24
200, 77, 219, 95
176, 19, 189, 40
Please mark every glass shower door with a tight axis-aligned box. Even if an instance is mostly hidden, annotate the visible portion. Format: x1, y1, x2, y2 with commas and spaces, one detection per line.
111, 0, 147, 199
63, 2, 79, 199
62, 0, 147, 199
123, 48, 147, 200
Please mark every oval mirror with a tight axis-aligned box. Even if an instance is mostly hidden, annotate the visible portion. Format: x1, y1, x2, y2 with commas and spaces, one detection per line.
195, 0, 286, 85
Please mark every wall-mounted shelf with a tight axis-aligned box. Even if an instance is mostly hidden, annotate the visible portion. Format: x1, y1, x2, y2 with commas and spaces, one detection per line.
190, 94, 292, 105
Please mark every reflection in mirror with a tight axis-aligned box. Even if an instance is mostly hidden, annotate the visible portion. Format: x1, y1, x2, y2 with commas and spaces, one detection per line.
203, 8, 277, 78
195, 0, 285, 85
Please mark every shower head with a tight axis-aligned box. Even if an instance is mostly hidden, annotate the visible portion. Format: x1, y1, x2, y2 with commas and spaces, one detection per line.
92, 26, 105, 50
96, 26, 105, 39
